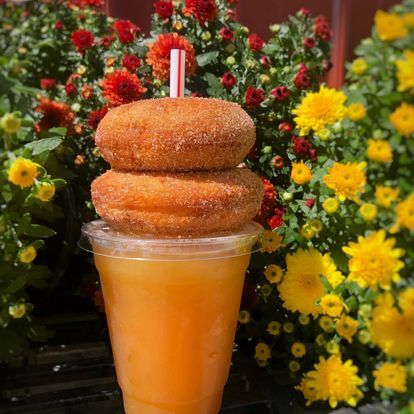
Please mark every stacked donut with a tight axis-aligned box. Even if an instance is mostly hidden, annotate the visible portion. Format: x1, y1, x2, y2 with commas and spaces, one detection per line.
91, 97, 264, 236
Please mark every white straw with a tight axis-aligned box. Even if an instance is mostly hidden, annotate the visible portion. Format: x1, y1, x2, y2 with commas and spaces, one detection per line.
170, 49, 186, 98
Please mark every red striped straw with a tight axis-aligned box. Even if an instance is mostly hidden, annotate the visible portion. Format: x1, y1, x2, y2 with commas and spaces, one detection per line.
170, 49, 186, 98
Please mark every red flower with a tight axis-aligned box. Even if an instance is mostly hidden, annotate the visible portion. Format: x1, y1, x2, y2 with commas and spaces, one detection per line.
40, 78, 56, 90
268, 214, 283, 229
254, 178, 276, 225
272, 155, 284, 169
184, 0, 218, 24
82, 84, 93, 99
292, 136, 311, 156
100, 35, 114, 47
246, 86, 264, 107
101, 70, 147, 106
226, 9, 236, 20
191, 91, 203, 97
219, 27, 234, 42
146, 33, 196, 82
278, 122, 293, 133
248, 33, 264, 52
260, 55, 271, 67
221, 72, 236, 89
270, 86, 290, 101
309, 148, 318, 162
303, 36, 316, 49
54, 20, 63, 30
35, 98, 75, 133
294, 65, 311, 89
305, 198, 316, 208
71, 29, 94, 52
122, 54, 142, 71
87, 105, 108, 129
69, 0, 103, 8
154, 0, 174, 19
298, 7, 311, 17
65, 83, 77, 95
113, 20, 139, 44
314, 15, 332, 41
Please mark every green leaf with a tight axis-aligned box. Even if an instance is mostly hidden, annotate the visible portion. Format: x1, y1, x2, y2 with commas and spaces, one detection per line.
24, 224, 56, 238
27, 324, 54, 342
5, 276, 26, 294
196, 51, 219, 67
25, 137, 63, 155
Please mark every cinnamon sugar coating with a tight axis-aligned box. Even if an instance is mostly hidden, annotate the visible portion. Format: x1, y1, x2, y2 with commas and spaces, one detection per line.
95, 97, 255, 171
91, 168, 264, 236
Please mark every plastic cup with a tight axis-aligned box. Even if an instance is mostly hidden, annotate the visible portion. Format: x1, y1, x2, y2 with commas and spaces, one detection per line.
79, 220, 262, 414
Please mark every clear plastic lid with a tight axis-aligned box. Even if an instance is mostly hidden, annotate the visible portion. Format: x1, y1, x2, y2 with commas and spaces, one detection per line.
79, 220, 263, 261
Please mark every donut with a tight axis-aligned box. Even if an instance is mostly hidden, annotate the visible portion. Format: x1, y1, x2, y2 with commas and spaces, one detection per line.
91, 168, 264, 236
95, 97, 255, 171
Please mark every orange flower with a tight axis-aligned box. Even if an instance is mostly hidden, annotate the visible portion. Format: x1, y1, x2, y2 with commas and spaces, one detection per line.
183, 0, 218, 24
146, 33, 196, 82
35, 98, 74, 133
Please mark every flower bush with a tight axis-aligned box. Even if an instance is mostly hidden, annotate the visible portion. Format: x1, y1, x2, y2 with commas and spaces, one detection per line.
0, 0, 413, 412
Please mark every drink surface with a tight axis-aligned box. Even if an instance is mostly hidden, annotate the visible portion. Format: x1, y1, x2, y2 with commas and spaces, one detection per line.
94, 248, 251, 414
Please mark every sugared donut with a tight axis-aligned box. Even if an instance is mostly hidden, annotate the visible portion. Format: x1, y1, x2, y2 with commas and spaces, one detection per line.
95, 97, 255, 171
91, 168, 264, 236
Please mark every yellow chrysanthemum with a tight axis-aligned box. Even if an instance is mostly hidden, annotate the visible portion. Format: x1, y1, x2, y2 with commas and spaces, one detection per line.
283, 322, 295, 333
359, 203, 378, 222
35, 182, 56, 202
259, 231, 283, 253
399, 287, 414, 315
319, 315, 335, 332
291, 342, 306, 358
347, 103, 366, 121
403, 12, 414, 28
267, 320, 281, 336
351, 58, 368, 75
326, 341, 341, 355
255, 342, 271, 361
320, 294, 344, 318
393, 194, 414, 231
395, 50, 414, 92
316, 333, 327, 346
366, 139, 393, 163
300, 223, 315, 240
264, 264, 283, 284
390, 102, 414, 137
323, 253, 345, 288
309, 219, 323, 233
300, 355, 363, 408
296, 374, 318, 406
336, 314, 359, 343
343, 230, 404, 289
8, 158, 39, 189
292, 85, 347, 136
8, 303, 26, 319
324, 162, 366, 202
375, 10, 408, 41
289, 360, 301, 372
278, 248, 328, 317
238, 310, 251, 324
291, 161, 313, 185
322, 197, 339, 214
261, 284, 272, 298
373, 362, 407, 393
370, 296, 414, 359
18, 246, 37, 264
298, 314, 310, 325
375, 186, 399, 208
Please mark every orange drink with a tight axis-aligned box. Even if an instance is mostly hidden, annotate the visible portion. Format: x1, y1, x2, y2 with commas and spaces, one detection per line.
80, 220, 261, 414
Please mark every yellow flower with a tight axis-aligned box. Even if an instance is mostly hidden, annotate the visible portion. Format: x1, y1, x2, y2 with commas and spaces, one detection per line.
309, 219, 323, 233
343, 230, 404, 289
8, 303, 26, 319
320, 294, 344, 317
351, 58, 368, 75
326, 341, 341, 355
395, 50, 414, 92
18, 246, 37, 264
301, 355, 363, 408
283, 322, 295, 333
358, 330, 371, 344
359, 203, 378, 222
373, 362, 407, 393
336, 314, 359, 343
322, 197, 339, 214
264, 264, 283, 284
292, 86, 347, 136
298, 314, 310, 325
267, 320, 281, 336
319, 315, 335, 332
8, 158, 39, 189
238, 310, 251, 324
370, 293, 414, 359
289, 360, 301, 372
323, 254, 345, 288
296, 375, 318, 406
366, 139, 393, 163
324, 162, 366, 203
347, 103, 366, 121
1, 113, 21, 134
375, 10, 408, 41
261, 284, 272, 298
291, 342, 306, 358
278, 248, 329, 317
260, 231, 283, 253
390, 103, 414, 137
300, 223, 315, 240
255, 342, 271, 361
403, 13, 414, 28
394, 194, 414, 231
316, 333, 327, 346
399, 287, 414, 316
375, 186, 399, 208
35, 182, 56, 202
291, 161, 312, 185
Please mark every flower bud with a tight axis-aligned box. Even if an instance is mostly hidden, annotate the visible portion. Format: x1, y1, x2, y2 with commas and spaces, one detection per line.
332, 122, 343, 133
9, 303, 26, 319
1, 113, 21, 134
269, 24, 280, 34
225, 43, 236, 53
373, 129, 384, 139
269, 67, 278, 76
259, 74, 270, 84
317, 128, 331, 141
226, 56, 236, 66
282, 191, 293, 202
262, 145, 272, 154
